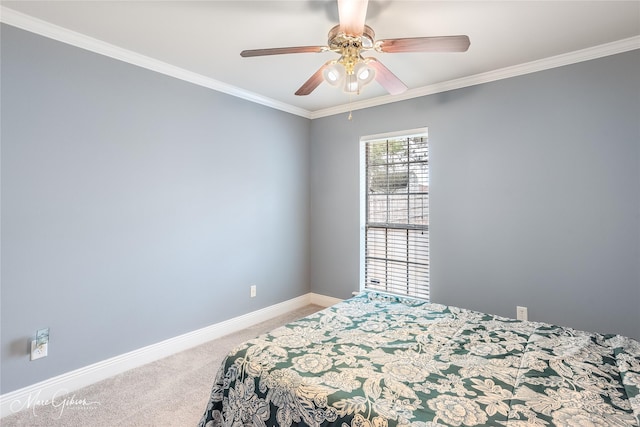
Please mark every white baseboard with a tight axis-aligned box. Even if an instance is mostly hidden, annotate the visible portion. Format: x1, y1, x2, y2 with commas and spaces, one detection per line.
0, 292, 342, 418
309, 293, 343, 307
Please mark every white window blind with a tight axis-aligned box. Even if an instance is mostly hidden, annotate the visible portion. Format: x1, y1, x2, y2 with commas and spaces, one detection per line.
363, 132, 429, 300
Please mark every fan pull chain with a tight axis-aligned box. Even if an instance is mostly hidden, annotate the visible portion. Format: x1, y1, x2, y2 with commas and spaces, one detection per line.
348, 93, 353, 121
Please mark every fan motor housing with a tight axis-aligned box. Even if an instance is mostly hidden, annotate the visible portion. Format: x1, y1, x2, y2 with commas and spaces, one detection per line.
328, 24, 375, 51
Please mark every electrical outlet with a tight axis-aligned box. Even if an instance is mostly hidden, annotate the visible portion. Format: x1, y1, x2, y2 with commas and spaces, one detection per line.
516, 306, 528, 321
31, 328, 50, 361
250, 285, 256, 298
31, 341, 48, 360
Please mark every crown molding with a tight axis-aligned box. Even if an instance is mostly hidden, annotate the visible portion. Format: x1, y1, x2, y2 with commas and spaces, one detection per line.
310, 35, 640, 119
2, 6, 638, 121
0, 6, 313, 119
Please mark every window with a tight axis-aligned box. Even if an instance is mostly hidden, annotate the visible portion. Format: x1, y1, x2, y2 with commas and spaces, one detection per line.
360, 129, 429, 300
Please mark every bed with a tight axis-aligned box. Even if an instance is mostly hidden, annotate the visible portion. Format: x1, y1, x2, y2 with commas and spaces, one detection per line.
199, 292, 640, 427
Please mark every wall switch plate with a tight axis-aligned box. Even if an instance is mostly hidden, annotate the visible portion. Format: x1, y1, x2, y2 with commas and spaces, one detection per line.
516, 306, 528, 321
250, 285, 256, 298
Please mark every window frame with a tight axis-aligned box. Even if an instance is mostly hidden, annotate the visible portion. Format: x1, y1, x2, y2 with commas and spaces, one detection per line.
359, 128, 429, 300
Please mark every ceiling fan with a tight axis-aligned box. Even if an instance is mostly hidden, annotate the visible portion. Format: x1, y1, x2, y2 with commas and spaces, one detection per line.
240, 0, 470, 97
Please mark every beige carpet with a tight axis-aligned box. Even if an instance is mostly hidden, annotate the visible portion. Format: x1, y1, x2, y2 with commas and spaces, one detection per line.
1, 305, 323, 427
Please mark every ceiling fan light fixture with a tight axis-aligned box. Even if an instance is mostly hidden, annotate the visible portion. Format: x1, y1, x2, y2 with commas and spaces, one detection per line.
344, 74, 360, 93
323, 62, 346, 86
241, 0, 470, 98
354, 62, 375, 85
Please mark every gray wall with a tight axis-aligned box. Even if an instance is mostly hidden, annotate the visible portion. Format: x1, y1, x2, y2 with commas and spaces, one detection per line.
310, 50, 640, 340
2, 22, 639, 397
1, 24, 311, 393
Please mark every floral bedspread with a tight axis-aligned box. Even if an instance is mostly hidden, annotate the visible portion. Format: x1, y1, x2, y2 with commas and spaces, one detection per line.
199, 292, 640, 427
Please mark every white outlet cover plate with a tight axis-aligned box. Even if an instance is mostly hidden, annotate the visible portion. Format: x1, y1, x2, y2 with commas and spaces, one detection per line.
31, 340, 48, 361
516, 306, 528, 321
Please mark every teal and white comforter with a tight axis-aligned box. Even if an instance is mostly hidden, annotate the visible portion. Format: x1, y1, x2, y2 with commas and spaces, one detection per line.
199, 292, 640, 427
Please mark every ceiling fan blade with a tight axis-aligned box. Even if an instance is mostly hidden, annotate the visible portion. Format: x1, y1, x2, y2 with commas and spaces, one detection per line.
295, 62, 331, 96
241, 46, 326, 57
378, 35, 470, 53
366, 58, 408, 95
337, 0, 368, 36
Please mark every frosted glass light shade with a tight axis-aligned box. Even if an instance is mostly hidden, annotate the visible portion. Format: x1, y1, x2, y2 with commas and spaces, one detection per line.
355, 62, 375, 86
323, 63, 346, 86
344, 74, 360, 93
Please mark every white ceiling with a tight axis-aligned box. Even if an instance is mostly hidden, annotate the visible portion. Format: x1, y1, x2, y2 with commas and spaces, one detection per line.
2, 1, 639, 117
